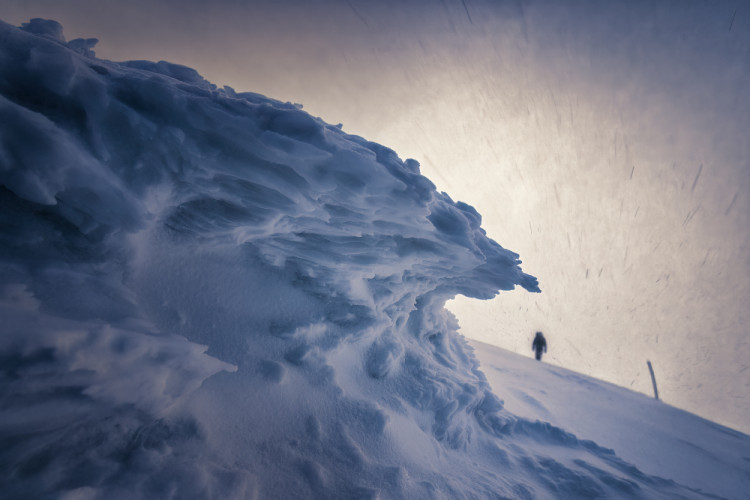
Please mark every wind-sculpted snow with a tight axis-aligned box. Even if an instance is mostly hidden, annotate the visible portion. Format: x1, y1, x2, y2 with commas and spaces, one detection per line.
0, 20, 717, 499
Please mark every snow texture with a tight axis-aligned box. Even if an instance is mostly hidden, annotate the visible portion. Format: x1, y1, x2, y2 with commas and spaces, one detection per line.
471, 340, 750, 500
0, 19, 739, 499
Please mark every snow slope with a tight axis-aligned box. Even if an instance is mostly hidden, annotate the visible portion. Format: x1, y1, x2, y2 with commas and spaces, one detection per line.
470, 340, 750, 500
0, 19, 742, 499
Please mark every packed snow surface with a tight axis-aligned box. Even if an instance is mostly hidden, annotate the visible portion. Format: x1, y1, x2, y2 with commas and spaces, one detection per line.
1, 19, 745, 499
471, 340, 750, 500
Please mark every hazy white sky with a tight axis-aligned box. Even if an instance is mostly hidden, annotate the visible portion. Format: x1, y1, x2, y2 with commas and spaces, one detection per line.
2, 0, 748, 433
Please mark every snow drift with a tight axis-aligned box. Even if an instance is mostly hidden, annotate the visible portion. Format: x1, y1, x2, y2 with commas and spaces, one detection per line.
471, 340, 750, 500
0, 19, 720, 499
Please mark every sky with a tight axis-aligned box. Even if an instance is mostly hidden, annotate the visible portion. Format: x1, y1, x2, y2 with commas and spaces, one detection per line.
1, 0, 748, 433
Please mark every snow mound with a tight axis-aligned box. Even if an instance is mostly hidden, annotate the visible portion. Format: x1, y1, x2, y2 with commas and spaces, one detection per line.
0, 20, 716, 498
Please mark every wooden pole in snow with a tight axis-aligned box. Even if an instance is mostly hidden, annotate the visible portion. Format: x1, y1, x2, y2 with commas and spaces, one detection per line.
647, 360, 659, 400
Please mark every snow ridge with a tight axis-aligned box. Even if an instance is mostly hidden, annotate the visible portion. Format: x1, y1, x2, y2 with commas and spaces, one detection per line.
0, 19, 715, 499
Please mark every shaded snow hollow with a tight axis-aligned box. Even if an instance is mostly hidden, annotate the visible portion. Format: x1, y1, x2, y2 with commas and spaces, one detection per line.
0, 19, 733, 499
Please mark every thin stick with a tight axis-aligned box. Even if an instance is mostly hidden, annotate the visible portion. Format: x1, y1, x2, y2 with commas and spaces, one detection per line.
647, 361, 659, 400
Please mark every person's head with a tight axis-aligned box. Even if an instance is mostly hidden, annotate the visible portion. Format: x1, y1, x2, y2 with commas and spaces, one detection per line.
535, 331, 543, 338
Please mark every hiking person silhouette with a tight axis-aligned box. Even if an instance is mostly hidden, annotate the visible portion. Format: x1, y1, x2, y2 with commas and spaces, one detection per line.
532, 331, 547, 361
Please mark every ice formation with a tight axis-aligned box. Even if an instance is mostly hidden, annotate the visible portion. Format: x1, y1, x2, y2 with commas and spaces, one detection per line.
0, 19, 721, 498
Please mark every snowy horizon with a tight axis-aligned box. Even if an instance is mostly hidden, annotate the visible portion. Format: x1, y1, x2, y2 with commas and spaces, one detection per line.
1, 18, 748, 499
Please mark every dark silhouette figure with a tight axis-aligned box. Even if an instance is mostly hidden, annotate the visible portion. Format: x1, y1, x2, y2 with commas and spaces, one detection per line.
532, 331, 547, 361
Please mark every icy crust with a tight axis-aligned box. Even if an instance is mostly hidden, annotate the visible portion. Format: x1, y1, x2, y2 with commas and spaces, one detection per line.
0, 20, 711, 499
